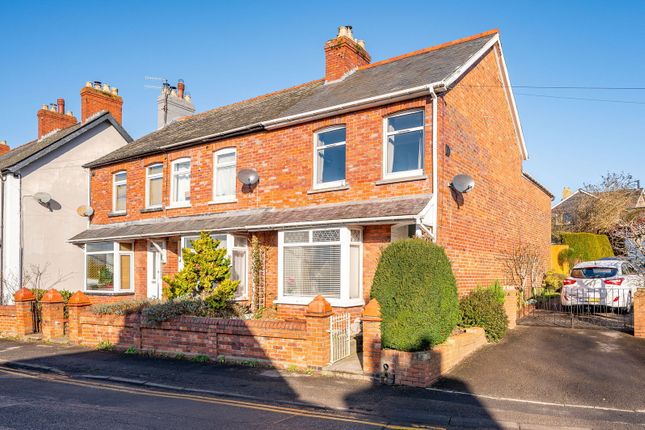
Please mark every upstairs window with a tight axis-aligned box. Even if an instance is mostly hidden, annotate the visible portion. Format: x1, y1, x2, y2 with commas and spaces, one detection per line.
146, 164, 163, 208
112, 171, 127, 213
383, 110, 424, 179
213, 148, 237, 202
170, 158, 191, 206
314, 126, 346, 188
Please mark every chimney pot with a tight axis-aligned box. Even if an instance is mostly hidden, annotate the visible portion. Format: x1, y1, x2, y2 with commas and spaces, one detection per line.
177, 80, 185, 99
41, 104, 48, 110
111, 87, 118, 95
85, 81, 92, 88
102, 83, 110, 92
57, 98, 65, 114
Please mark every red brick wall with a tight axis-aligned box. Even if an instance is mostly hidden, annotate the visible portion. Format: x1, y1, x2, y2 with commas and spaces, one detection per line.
89, 97, 434, 225
325, 36, 371, 82
634, 289, 645, 339
37, 108, 77, 139
436, 47, 552, 294
81, 86, 123, 124
0, 305, 17, 336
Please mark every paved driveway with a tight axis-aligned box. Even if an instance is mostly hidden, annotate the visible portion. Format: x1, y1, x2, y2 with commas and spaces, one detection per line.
433, 326, 645, 411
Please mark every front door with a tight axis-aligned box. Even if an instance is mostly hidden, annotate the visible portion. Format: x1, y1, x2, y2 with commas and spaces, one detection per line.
147, 240, 165, 299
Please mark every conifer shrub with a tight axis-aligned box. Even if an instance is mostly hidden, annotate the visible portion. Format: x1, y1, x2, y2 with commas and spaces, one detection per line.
459, 288, 508, 342
370, 239, 459, 352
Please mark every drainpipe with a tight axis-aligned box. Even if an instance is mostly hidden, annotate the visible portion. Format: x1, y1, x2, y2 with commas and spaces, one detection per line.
428, 86, 439, 242
0, 173, 4, 303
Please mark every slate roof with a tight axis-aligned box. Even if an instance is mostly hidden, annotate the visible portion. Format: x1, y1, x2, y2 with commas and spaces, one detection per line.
85, 31, 497, 168
0, 112, 132, 173
69, 194, 431, 243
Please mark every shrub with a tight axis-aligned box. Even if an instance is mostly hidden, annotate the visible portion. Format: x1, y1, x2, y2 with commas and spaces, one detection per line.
91, 300, 152, 315
543, 271, 565, 291
163, 232, 238, 311
96, 340, 115, 351
459, 289, 508, 342
560, 232, 614, 261
141, 297, 243, 325
370, 239, 459, 352
487, 281, 505, 305
557, 247, 579, 267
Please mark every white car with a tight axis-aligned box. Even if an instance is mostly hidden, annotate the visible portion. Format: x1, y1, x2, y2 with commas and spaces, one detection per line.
560, 260, 644, 311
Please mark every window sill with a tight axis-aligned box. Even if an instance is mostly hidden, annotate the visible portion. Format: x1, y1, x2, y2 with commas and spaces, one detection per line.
307, 185, 350, 195
166, 203, 191, 209
208, 197, 237, 205
107, 211, 127, 218
84, 291, 135, 296
375, 174, 427, 186
140, 206, 163, 214
274, 297, 365, 308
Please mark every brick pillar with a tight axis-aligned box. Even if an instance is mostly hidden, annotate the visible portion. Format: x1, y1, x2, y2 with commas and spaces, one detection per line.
40, 289, 65, 340
13, 288, 35, 336
504, 287, 518, 330
362, 298, 382, 376
634, 289, 645, 339
305, 295, 332, 368
66, 291, 92, 344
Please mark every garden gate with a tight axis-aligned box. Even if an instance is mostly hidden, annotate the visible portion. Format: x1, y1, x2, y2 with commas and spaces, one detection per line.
330, 313, 351, 364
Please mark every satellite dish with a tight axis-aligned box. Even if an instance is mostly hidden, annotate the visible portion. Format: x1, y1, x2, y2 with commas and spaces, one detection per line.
76, 205, 95, 217
33, 192, 52, 204
451, 174, 475, 193
237, 168, 259, 186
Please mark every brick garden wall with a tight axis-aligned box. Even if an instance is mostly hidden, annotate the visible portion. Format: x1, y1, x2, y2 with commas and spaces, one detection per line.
437, 47, 552, 294
0, 305, 17, 336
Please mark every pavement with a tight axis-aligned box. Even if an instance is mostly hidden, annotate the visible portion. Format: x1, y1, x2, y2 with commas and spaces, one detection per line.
0, 326, 644, 429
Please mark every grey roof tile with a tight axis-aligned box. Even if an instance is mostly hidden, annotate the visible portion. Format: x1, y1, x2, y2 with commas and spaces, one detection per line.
69, 194, 431, 242
85, 33, 495, 168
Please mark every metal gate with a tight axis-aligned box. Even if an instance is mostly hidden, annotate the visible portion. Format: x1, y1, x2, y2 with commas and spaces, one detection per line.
330, 313, 351, 364
518, 287, 634, 333
31, 301, 41, 333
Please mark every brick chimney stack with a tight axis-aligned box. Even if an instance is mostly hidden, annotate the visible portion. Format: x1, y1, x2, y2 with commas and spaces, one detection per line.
157, 79, 195, 129
80, 81, 123, 125
0, 140, 10, 156
37, 99, 77, 139
324, 26, 371, 83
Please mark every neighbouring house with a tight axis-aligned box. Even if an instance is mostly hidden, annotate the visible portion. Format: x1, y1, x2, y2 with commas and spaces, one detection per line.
0, 82, 132, 303
70, 27, 552, 314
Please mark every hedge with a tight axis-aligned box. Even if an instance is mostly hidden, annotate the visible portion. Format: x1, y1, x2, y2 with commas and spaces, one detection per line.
459, 288, 508, 342
560, 232, 614, 261
370, 239, 459, 352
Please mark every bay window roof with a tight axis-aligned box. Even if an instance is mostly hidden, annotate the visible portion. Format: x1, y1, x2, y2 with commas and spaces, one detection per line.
69, 194, 431, 244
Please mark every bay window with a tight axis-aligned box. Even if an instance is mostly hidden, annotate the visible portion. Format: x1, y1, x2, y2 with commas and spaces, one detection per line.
85, 242, 134, 293
170, 158, 191, 206
179, 234, 248, 299
383, 110, 424, 179
278, 227, 363, 306
146, 163, 163, 208
314, 126, 346, 188
212, 148, 237, 202
112, 171, 127, 213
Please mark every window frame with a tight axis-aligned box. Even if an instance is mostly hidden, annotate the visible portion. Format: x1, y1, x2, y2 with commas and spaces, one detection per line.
211, 148, 237, 204
277, 226, 364, 307
145, 163, 164, 209
84, 241, 134, 294
169, 157, 191, 208
178, 233, 248, 300
112, 171, 127, 213
382, 109, 425, 180
312, 125, 347, 190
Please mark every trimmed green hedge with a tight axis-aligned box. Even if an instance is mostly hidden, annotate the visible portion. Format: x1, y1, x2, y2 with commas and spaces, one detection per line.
370, 239, 459, 352
459, 288, 508, 342
560, 232, 614, 261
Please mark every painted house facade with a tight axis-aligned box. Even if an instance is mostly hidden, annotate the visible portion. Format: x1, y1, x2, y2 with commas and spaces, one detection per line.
0, 83, 131, 303
71, 28, 552, 314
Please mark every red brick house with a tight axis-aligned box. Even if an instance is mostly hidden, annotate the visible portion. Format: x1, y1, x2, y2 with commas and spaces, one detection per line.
70, 27, 552, 316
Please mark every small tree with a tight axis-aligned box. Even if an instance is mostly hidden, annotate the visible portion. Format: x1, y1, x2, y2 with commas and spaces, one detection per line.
504, 242, 544, 304
163, 232, 238, 310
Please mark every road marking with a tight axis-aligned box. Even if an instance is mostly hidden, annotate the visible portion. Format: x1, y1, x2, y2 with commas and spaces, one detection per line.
0, 346, 21, 353
0, 367, 438, 430
425, 387, 644, 414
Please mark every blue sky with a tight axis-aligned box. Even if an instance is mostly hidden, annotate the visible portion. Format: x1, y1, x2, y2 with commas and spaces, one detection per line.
1, 0, 643, 198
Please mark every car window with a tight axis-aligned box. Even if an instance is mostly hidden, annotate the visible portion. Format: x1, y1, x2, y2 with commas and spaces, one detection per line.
571, 267, 618, 279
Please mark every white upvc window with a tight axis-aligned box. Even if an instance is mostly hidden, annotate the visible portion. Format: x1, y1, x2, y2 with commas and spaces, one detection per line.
277, 227, 363, 307
170, 158, 191, 207
313, 126, 346, 189
145, 163, 163, 208
179, 234, 248, 300
112, 171, 127, 213
212, 148, 237, 203
84, 242, 134, 293
383, 110, 425, 180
